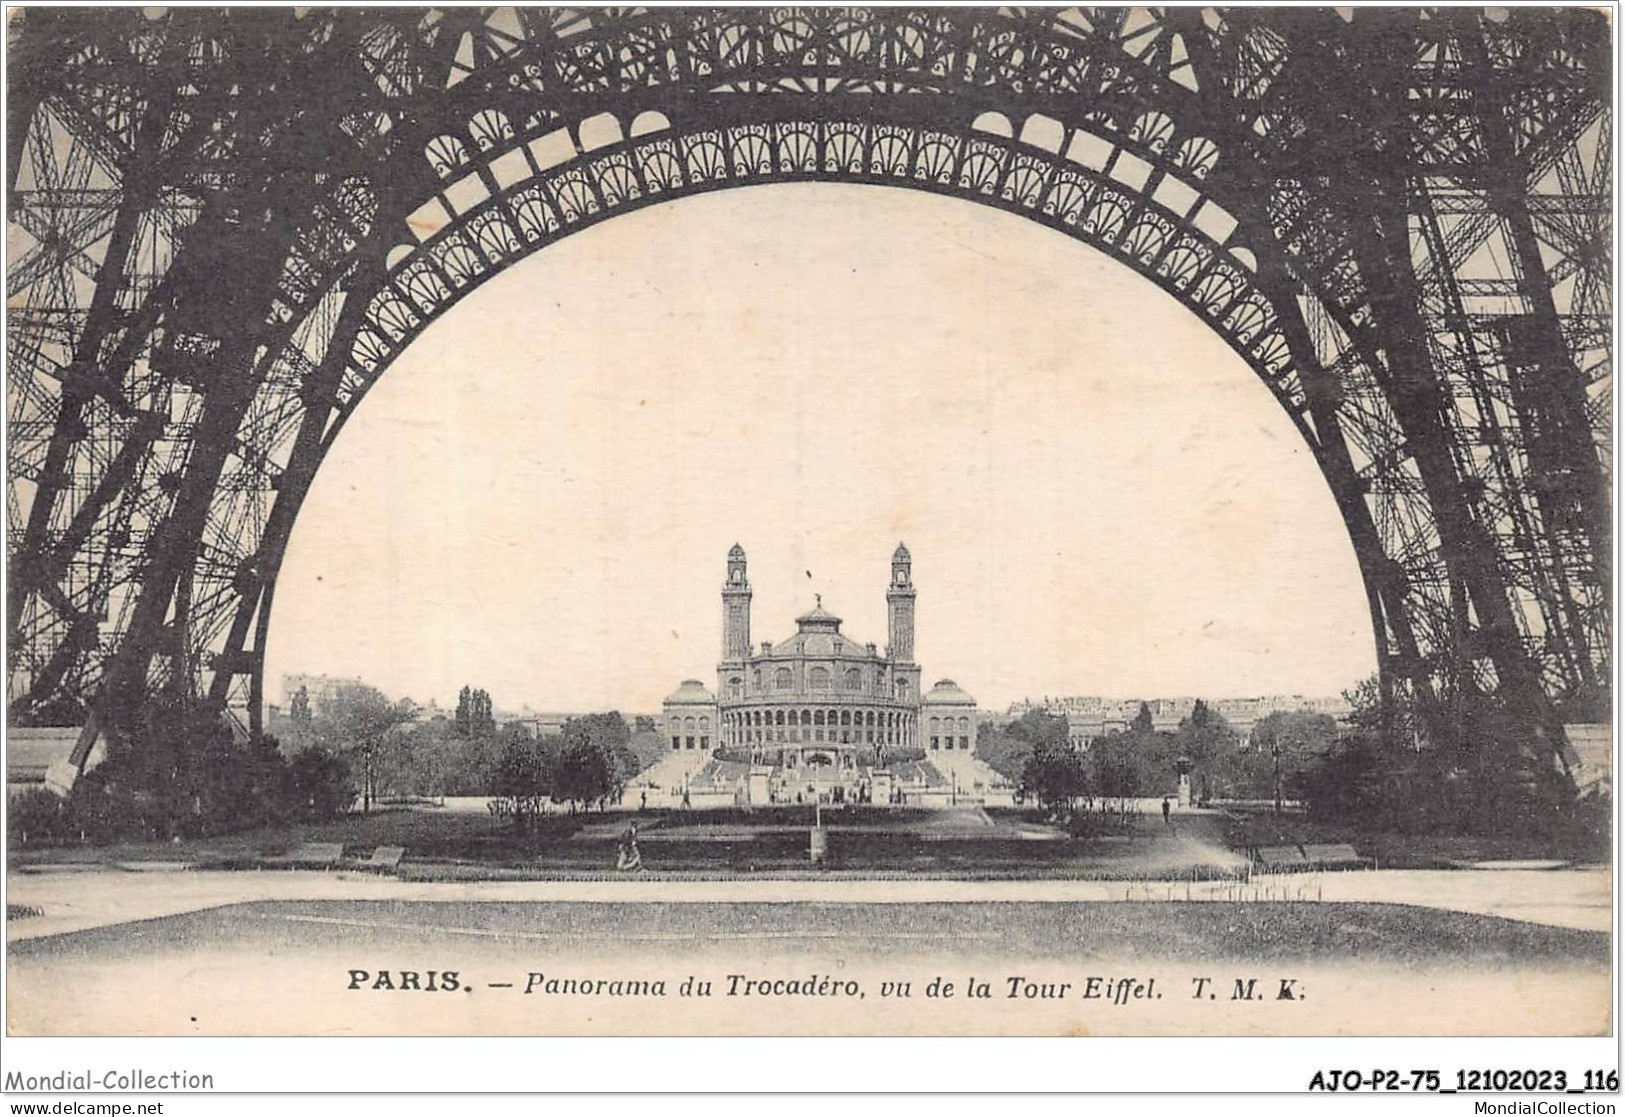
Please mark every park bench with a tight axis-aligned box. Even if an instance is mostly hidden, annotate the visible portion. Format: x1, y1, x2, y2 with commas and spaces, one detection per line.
363, 845, 406, 872
1254, 845, 1309, 870
1301, 843, 1367, 869
264, 841, 344, 869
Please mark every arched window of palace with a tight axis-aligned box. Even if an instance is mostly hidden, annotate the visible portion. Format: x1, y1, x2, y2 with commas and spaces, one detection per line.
728, 677, 743, 698
809, 666, 830, 689
844, 668, 862, 691
775, 667, 792, 690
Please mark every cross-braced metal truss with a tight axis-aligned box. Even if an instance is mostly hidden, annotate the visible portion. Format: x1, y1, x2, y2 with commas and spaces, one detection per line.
5, 7, 1611, 784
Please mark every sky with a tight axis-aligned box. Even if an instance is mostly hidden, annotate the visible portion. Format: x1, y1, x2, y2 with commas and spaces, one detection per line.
262, 184, 1376, 715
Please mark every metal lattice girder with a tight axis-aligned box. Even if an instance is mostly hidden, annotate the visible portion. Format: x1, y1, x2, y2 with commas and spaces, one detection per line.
4, 8, 1610, 779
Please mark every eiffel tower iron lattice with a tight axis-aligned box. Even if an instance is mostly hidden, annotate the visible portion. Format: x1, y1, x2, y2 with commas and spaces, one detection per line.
5, 7, 1611, 796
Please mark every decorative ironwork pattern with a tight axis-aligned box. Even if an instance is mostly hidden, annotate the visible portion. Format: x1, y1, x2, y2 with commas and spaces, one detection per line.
5, 7, 1609, 785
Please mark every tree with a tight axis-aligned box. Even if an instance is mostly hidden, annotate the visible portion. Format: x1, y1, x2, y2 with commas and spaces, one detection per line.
455, 685, 472, 737
1169, 700, 1241, 805
624, 727, 670, 776
84, 690, 245, 839
554, 735, 618, 812
472, 688, 495, 736
8, 788, 71, 846
1021, 739, 1091, 813
1090, 734, 1142, 799
1343, 674, 1384, 732
312, 683, 417, 812
454, 685, 497, 738
1176, 700, 1236, 765
287, 686, 313, 751
1086, 721, 1181, 797
370, 712, 503, 800
974, 725, 1032, 782
563, 711, 632, 753
1131, 702, 1154, 733
1246, 711, 1339, 808
195, 731, 298, 833
25, 686, 311, 845
1251, 711, 1338, 760
491, 737, 550, 833
1013, 709, 1071, 750
976, 709, 1070, 782
290, 746, 355, 818
554, 712, 634, 809
1294, 732, 1386, 822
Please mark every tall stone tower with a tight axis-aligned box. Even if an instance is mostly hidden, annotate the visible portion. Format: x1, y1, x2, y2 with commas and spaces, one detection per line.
721, 543, 752, 660
887, 542, 916, 664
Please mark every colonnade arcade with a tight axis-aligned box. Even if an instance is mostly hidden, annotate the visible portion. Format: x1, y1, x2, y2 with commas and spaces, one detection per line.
721, 706, 916, 752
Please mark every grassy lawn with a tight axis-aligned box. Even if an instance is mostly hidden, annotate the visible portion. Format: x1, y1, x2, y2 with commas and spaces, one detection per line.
1221, 807, 1609, 868
7, 806, 588, 867
11, 802, 1193, 876
11, 899, 1610, 966
12, 800, 1604, 878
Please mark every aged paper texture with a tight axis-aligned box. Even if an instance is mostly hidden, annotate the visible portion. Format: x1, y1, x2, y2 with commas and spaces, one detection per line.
5, 6, 1613, 1043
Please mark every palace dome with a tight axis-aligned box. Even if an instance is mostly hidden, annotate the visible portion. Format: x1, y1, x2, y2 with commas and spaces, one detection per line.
767, 601, 883, 660
794, 601, 843, 629
664, 679, 716, 706
923, 679, 976, 706
769, 630, 882, 659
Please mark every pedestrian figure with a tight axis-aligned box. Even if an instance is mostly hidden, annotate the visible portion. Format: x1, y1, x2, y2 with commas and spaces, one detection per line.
1161, 797, 1172, 828
616, 823, 644, 872
681, 788, 691, 810
640, 790, 647, 812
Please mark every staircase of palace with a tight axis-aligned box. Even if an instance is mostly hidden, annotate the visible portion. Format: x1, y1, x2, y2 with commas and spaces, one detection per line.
930, 749, 1014, 799
623, 744, 1014, 807
624, 745, 714, 803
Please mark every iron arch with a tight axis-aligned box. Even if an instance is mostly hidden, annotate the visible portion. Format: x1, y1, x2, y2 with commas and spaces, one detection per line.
209, 101, 1395, 730
5, 8, 1608, 790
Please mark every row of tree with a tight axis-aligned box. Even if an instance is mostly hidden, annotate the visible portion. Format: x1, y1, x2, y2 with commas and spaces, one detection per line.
1285, 677, 1601, 840
10, 677, 672, 847
490, 713, 656, 831
975, 700, 1342, 815
286, 682, 668, 807
454, 686, 496, 738
9, 693, 357, 847
978, 678, 1604, 842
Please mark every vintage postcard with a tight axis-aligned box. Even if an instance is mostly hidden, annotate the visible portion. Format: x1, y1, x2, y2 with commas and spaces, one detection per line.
3, 4, 1614, 1055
